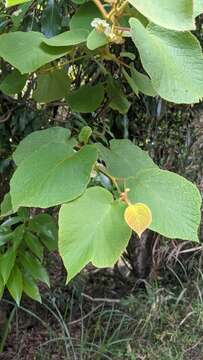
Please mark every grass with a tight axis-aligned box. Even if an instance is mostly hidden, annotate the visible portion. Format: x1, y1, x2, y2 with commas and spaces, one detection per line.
1, 266, 203, 360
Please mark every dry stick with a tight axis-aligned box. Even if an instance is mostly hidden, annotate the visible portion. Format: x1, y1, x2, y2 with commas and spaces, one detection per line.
81, 292, 121, 304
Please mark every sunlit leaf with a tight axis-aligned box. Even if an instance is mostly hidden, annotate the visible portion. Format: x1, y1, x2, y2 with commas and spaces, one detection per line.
124, 203, 152, 237
128, 0, 194, 31
59, 187, 132, 281
130, 19, 203, 103
126, 169, 201, 241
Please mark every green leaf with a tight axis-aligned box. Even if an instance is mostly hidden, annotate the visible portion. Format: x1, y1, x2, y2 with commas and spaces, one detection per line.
128, 0, 194, 31
10, 144, 97, 208
41, 0, 61, 38
0, 193, 17, 218
29, 214, 58, 251
43, 29, 88, 46
70, 2, 100, 32
97, 139, 157, 178
25, 232, 44, 260
59, 186, 131, 281
87, 29, 108, 50
130, 66, 156, 97
194, 0, 203, 16
0, 32, 71, 74
126, 169, 202, 241
17, 208, 29, 219
13, 127, 71, 166
0, 69, 27, 96
0, 248, 16, 284
23, 273, 41, 303
10, 2, 31, 31
33, 69, 70, 103
120, 52, 136, 61
12, 224, 24, 251
127, 66, 157, 97
79, 126, 92, 144
7, 265, 23, 305
0, 228, 13, 247
106, 78, 130, 114
6, 0, 29, 7
67, 84, 104, 113
130, 19, 203, 103
20, 252, 50, 286
122, 68, 139, 95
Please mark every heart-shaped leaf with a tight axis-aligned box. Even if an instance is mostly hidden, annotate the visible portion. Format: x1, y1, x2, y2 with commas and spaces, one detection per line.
59, 186, 132, 281
124, 203, 152, 237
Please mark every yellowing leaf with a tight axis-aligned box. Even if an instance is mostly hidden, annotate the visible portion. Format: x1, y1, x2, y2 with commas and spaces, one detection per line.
124, 203, 152, 237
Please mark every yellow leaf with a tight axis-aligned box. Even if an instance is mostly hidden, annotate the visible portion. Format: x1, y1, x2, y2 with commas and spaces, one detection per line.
124, 203, 152, 237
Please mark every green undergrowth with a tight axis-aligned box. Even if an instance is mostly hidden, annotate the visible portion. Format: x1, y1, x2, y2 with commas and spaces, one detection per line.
1, 264, 203, 360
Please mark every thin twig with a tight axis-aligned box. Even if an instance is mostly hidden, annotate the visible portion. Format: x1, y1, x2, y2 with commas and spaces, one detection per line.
81, 292, 121, 303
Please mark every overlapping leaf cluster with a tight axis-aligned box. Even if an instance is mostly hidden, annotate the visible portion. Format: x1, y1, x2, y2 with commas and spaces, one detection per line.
1, 0, 203, 106
0, 208, 58, 304
6, 127, 201, 283
0, 0, 202, 301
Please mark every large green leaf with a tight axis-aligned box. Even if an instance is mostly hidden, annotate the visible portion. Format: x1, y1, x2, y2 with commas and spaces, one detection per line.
70, 2, 100, 31
97, 139, 157, 178
67, 84, 105, 113
13, 127, 71, 165
59, 186, 131, 280
0, 32, 71, 74
33, 69, 70, 103
130, 19, 203, 103
10, 144, 97, 208
0, 70, 27, 96
128, 0, 194, 31
194, 0, 203, 16
126, 169, 202, 241
43, 29, 88, 46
